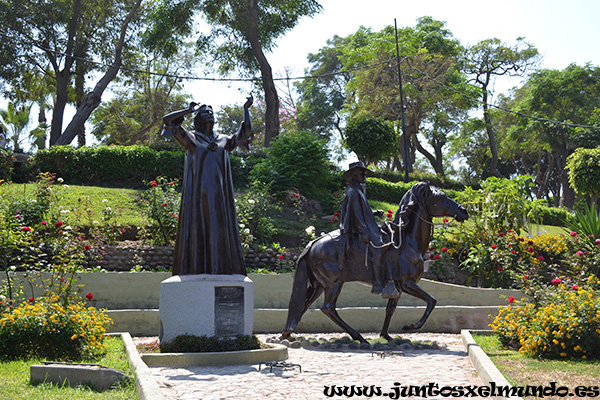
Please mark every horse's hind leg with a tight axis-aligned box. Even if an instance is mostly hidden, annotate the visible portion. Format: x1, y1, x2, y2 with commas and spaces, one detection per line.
380, 296, 400, 341
321, 283, 368, 344
301, 284, 324, 315
401, 280, 437, 331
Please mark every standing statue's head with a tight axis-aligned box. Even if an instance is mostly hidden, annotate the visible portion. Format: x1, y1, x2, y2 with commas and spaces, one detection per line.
342, 161, 370, 184
194, 104, 215, 134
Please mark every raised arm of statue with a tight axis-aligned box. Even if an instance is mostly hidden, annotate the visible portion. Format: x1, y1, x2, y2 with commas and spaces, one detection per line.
234, 95, 254, 151
162, 102, 198, 137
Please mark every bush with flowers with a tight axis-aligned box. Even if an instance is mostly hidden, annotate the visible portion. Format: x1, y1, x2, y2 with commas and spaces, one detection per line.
490, 275, 600, 360
138, 176, 181, 246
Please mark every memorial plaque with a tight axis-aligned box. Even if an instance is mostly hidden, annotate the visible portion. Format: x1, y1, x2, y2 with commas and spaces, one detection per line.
214, 286, 245, 336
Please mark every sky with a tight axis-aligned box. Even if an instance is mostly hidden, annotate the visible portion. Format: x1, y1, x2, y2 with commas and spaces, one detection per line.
188, 0, 600, 112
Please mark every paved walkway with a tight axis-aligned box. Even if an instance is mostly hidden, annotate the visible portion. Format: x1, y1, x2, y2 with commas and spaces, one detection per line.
142, 333, 488, 400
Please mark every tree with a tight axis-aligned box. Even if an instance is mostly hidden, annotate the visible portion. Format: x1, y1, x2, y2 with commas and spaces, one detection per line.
0, 0, 145, 146
0, 102, 32, 152
567, 147, 600, 207
513, 64, 600, 209
196, 0, 322, 147
462, 38, 540, 178
344, 115, 398, 166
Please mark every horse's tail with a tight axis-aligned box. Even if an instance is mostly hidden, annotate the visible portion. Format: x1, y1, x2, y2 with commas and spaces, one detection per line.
281, 253, 310, 338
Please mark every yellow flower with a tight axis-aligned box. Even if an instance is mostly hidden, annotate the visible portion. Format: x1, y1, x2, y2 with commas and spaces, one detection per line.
71, 334, 78, 340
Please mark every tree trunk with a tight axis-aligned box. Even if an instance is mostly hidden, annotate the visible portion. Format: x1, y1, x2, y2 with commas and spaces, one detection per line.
482, 90, 502, 178
49, 72, 69, 145
246, 0, 279, 147
53, 0, 142, 146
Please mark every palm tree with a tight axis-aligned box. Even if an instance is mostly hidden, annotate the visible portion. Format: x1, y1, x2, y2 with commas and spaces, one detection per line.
0, 102, 32, 152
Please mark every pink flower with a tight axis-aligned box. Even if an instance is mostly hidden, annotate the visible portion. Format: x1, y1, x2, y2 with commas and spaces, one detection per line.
551, 278, 561, 285
441, 247, 448, 253
576, 250, 584, 256
21, 226, 31, 232
522, 275, 529, 279
150, 180, 157, 187
499, 232, 504, 237
86, 292, 94, 301
538, 256, 545, 261
596, 238, 600, 244
527, 247, 534, 253
571, 285, 578, 291
570, 231, 577, 237
508, 296, 515, 303
277, 255, 284, 261
41, 221, 47, 226
55, 221, 63, 229
491, 244, 497, 250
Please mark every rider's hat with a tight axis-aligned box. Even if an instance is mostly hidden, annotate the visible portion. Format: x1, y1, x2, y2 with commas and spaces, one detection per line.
342, 161, 371, 181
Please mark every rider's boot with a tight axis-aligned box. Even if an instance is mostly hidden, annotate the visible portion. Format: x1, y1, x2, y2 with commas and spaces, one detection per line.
381, 263, 400, 299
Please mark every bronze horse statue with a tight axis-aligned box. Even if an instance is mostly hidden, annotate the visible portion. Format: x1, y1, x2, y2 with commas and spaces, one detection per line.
281, 182, 469, 344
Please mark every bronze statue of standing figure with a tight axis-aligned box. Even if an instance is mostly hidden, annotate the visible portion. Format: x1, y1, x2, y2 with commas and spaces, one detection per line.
162, 96, 254, 276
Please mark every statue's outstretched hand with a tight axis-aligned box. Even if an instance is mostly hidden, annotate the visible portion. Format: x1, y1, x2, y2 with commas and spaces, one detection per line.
189, 102, 198, 112
374, 209, 385, 218
244, 94, 253, 109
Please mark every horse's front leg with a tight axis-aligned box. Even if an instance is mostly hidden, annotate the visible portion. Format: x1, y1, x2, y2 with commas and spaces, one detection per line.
380, 293, 400, 341
400, 280, 437, 331
321, 283, 368, 344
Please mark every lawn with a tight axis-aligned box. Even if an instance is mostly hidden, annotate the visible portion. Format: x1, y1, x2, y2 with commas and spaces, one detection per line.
472, 333, 600, 396
0, 336, 137, 400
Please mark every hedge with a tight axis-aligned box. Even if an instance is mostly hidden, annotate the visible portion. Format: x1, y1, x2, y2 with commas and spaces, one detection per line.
369, 170, 467, 190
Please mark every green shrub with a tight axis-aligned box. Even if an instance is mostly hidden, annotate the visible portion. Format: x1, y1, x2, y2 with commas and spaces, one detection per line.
365, 177, 413, 204
34, 145, 185, 187
160, 334, 261, 353
138, 177, 181, 246
250, 131, 332, 200
537, 205, 574, 227
369, 170, 466, 190
344, 115, 398, 165
0, 149, 13, 182
235, 182, 280, 247
491, 275, 600, 360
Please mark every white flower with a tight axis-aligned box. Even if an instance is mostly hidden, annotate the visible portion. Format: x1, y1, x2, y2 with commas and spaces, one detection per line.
239, 223, 245, 229
9, 266, 16, 271
63, 184, 69, 188
243, 228, 250, 234
57, 177, 64, 183
305, 226, 315, 235
102, 199, 108, 203
60, 209, 70, 214
248, 199, 255, 204
106, 207, 112, 212
93, 220, 99, 225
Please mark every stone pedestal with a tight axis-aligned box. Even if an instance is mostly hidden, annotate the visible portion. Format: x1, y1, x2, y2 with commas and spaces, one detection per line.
159, 274, 254, 343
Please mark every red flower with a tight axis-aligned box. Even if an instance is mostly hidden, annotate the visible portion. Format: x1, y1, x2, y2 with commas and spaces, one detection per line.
511, 250, 516, 254
334, 212, 340, 217
86, 292, 94, 301
522, 275, 529, 279
28, 297, 35, 302
169, 182, 175, 186
84, 244, 90, 251
346, 182, 349, 185
55, 221, 63, 228
571, 285, 578, 291
434, 254, 440, 260
527, 240, 534, 245
570, 231, 577, 237
518, 237, 524, 242
162, 202, 168, 207
295, 193, 300, 198
491, 244, 497, 250
21, 226, 31, 232
442, 218, 449, 223
387, 209, 392, 213
551, 278, 561, 285
277, 255, 284, 261
386, 213, 393, 220
527, 247, 534, 253
151, 180, 157, 187
41, 221, 47, 226
508, 296, 515, 303
498, 267, 503, 271
538, 256, 545, 261
334, 193, 339, 197
441, 247, 448, 253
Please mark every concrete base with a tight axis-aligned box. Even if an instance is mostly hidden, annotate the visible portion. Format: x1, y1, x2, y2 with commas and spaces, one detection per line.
159, 274, 253, 343
30, 363, 127, 391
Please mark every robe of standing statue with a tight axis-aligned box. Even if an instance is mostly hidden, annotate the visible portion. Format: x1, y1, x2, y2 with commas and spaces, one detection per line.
161, 96, 254, 275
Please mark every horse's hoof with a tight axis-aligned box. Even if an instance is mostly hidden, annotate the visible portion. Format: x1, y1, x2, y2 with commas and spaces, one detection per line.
402, 324, 420, 331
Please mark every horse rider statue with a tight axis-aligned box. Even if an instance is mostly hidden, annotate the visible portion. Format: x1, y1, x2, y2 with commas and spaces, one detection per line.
339, 161, 399, 299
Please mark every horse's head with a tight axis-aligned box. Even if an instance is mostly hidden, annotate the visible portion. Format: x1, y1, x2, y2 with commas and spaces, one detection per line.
394, 182, 469, 226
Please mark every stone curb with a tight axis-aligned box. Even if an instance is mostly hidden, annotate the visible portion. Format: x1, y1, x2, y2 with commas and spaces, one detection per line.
116, 332, 166, 400
461, 329, 523, 400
